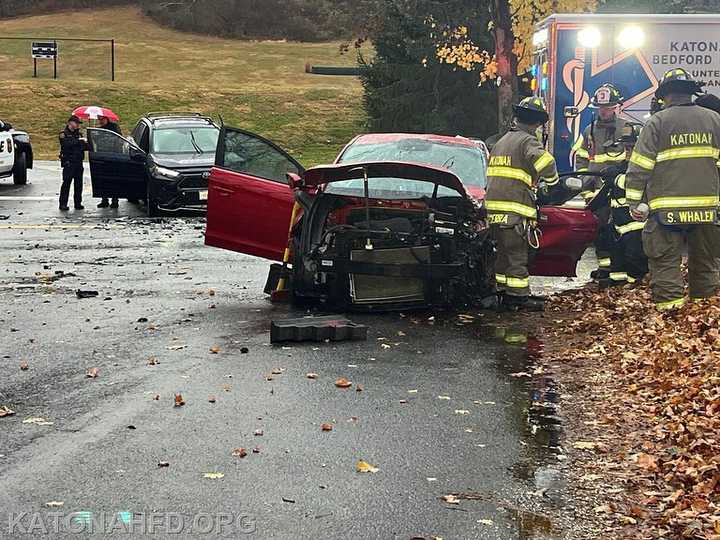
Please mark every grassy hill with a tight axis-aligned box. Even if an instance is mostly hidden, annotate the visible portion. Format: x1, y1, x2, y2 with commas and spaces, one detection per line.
0, 7, 365, 164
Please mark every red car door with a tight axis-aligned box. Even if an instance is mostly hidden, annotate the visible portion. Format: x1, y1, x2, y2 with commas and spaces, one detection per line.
205, 127, 304, 261
530, 206, 598, 277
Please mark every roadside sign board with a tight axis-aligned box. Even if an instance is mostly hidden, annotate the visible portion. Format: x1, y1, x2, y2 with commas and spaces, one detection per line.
31, 42, 58, 59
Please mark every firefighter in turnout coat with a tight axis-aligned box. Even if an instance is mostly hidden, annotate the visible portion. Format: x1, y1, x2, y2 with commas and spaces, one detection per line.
626, 68, 720, 310
485, 97, 559, 311
573, 84, 628, 279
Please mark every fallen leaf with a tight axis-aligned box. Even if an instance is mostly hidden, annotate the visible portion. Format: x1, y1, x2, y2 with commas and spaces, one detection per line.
174, 393, 185, 407
427, 477, 437, 482
46, 501, 64, 508
320, 423, 333, 431
408, 389, 418, 394
232, 448, 247, 458
509, 372, 531, 378
208, 289, 216, 296
335, 378, 352, 389
442, 495, 459, 505
19, 362, 29, 371
221, 384, 232, 392
85, 367, 99, 379
0, 406, 15, 418
147, 356, 159, 366
208, 396, 216, 403
477, 519, 494, 526
252, 447, 261, 454
158, 461, 170, 468
306, 373, 318, 379
380, 343, 391, 349
22, 417, 53, 426
356, 460, 379, 473
594, 505, 612, 514
437, 395, 451, 400
271, 368, 285, 375
356, 384, 364, 392
153, 394, 160, 401
166, 344, 186, 351
573, 441, 598, 450
254, 429, 264, 436
636, 453, 659, 471
454, 410, 470, 415
281, 497, 295, 503
209, 345, 221, 354
203, 472, 224, 479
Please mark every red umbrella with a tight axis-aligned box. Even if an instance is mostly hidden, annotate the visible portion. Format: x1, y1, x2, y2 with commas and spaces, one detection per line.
72, 106, 119, 121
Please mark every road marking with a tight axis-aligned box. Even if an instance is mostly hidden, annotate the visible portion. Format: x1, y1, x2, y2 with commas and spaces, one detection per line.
0, 224, 124, 229
0, 196, 57, 201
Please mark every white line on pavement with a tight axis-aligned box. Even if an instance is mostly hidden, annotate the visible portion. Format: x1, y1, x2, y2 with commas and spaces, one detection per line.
0, 196, 56, 201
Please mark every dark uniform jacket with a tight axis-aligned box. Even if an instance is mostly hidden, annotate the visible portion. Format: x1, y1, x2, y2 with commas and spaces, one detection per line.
59, 126, 88, 166
485, 123, 559, 226
103, 121, 122, 135
626, 102, 720, 225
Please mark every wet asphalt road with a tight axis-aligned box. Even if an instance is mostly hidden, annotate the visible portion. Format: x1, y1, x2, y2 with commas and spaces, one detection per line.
0, 163, 593, 539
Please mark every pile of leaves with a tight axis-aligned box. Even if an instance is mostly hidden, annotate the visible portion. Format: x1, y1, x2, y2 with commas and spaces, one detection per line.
546, 286, 720, 539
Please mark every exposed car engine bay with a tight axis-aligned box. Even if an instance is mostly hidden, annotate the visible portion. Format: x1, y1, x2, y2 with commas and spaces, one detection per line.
290, 192, 495, 311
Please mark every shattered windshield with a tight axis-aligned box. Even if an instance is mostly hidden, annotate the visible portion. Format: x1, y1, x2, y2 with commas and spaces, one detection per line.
329, 137, 486, 199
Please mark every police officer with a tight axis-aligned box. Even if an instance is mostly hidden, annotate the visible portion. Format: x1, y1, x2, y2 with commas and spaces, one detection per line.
485, 97, 560, 311
626, 68, 720, 310
58, 115, 89, 211
601, 123, 648, 288
97, 115, 121, 209
573, 84, 627, 279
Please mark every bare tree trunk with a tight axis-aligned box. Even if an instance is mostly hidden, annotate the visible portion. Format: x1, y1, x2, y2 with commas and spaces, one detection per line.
493, 0, 518, 132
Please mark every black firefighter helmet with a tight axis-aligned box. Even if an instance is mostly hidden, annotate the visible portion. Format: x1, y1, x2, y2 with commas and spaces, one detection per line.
655, 68, 704, 99
513, 96, 549, 124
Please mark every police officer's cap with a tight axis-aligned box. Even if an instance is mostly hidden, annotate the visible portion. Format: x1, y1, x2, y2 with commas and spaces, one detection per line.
513, 97, 549, 124
590, 84, 623, 107
67, 114, 83, 124
655, 68, 704, 99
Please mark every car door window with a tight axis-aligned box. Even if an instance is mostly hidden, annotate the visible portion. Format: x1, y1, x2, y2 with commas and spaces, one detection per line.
89, 129, 131, 155
218, 129, 301, 183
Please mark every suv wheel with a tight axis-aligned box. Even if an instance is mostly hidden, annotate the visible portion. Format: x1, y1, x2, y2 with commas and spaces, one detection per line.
12, 152, 27, 185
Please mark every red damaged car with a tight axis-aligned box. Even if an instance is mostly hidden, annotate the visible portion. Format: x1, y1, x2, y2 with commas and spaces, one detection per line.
205, 129, 597, 310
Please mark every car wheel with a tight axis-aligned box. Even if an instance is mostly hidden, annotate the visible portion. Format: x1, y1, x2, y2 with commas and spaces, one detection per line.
12, 152, 27, 185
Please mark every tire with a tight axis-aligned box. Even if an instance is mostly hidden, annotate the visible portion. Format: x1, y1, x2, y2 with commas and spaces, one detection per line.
12, 152, 27, 185
146, 182, 159, 217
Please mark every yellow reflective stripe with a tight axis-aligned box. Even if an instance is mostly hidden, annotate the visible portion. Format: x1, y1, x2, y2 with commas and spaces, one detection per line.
582, 190, 600, 200
611, 198, 627, 208
495, 274, 507, 284
533, 152, 555, 173
575, 148, 590, 159
487, 166, 532, 186
630, 151, 655, 170
649, 196, 720, 210
485, 200, 537, 218
609, 272, 628, 281
576, 168, 589, 173
545, 176, 560, 186
656, 146, 720, 162
592, 153, 627, 163
506, 276, 529, 288
627, 276, 637, 284
571, 135, 585, 152
626, 187, 643, 201
598, 258, 611, 268
616, 174, 626, 189
656, 297, 686, 311
504, 334, 528, 344
615, 221, 645, 234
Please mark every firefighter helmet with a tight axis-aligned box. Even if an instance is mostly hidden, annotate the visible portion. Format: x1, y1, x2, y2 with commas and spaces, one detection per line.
591, 84, 623, 107
513, 96, 549, 124
655, 68, 704, 99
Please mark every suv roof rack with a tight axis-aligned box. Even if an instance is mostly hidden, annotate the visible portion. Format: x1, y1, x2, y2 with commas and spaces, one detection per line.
145, 112, 203, 118
145, 112, 214, 124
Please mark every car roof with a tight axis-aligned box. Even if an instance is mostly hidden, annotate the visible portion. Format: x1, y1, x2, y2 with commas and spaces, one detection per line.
349, 133, 482, 148
142, 115, 217, 129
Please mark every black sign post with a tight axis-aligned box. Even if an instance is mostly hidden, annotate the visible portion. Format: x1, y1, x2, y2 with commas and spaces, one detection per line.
31, 41, 58, 79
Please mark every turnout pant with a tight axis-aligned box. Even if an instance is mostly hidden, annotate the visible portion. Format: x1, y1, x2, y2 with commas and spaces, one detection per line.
491, 223, 530, 297
59, 163, 84, 208
609, 229, 648, 283
594, 207, 613, 272
642, 220, 720, 310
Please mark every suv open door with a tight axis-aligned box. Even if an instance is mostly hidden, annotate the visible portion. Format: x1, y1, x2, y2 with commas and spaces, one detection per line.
204, 127, 304, 261
87, 128, 147, 200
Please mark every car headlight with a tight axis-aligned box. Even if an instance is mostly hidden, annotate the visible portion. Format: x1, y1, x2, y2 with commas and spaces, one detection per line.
152, 166, 181, 181
13, 134, 29, 144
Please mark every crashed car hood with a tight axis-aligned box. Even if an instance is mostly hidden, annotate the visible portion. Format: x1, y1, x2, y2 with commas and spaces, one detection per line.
302, 161, 467, 196
151, 153, 215, 169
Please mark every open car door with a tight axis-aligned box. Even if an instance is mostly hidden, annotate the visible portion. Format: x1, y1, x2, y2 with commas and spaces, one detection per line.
531, 205, 598, 276
204, 127, 304, 261
87, 128, 147, 199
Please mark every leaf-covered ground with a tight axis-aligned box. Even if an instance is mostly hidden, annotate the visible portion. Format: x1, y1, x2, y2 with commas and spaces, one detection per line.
540, 285, 720, 539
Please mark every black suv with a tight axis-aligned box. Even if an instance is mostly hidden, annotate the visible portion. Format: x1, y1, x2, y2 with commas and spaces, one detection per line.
87, 113, 220, 215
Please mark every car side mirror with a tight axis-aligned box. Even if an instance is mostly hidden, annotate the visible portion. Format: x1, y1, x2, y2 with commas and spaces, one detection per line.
287, 172, 303, 190
564, 106, 579, 119
563, 176, 583, 192
130, 147, 146, 162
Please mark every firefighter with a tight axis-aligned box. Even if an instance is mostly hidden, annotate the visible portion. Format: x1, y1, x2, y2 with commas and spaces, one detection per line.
485, 97, 559, 312
600, 123, 648, 288
626, 68, 720, 310
572, 84, 627, 280
58, 115, 89, 212
97, 115, 121, 209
